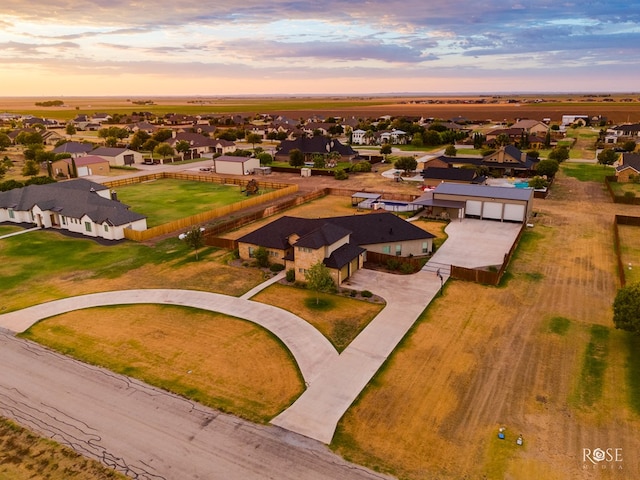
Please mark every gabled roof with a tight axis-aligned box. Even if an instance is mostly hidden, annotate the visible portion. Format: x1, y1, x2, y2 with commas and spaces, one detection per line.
617, 153, 640, 173
57, 155, 110, 167
91, 147, 133, 157
52, 142, 94, 154
296, 223, 352, 249
324, 243, 366, 269
0, 179, 145, 226
433, 155, 483, 167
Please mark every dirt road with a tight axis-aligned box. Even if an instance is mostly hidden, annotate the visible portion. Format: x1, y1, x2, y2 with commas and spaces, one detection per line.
0, 331, 392, 480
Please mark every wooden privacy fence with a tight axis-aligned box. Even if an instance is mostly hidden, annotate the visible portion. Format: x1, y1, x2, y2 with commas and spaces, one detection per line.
111, 172, 298, 241
613, 214, 640, 287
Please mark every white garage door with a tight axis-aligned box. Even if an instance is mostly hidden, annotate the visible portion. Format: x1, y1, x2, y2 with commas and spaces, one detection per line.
503, 203, 526, 222
465, 200, 482, 217
77, 166, 89, 176
482, 201, 503, 220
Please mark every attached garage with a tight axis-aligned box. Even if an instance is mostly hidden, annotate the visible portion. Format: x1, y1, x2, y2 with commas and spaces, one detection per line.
77, 166, 90, 176
432, 183, 533, 223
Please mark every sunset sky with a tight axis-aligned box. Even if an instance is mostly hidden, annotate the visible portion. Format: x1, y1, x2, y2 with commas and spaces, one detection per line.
1, 1, 639, 96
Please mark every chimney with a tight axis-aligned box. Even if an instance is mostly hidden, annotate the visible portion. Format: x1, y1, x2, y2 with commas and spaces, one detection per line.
171, 130, 177, 139
521, 152, 527, 162
111, 189, 118, 201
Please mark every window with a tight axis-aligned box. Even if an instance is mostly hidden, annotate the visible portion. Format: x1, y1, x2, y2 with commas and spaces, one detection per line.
61, 216, 66, 225
422, 242, 429, 253
297, 246, 312, 253
395, 245, 402, 256
84, 222, 92, 232
104, 224, 109, 232
8, 209, 14, 219
248, 247, 255, 258
382, 245, 391, 254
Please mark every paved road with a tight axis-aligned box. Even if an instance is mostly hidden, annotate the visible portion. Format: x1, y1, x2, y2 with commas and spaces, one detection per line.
0, 331, 393, 480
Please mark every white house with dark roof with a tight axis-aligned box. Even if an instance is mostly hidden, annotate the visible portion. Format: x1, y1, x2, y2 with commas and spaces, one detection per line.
0, 179, 147, 240
52, 141, 94, 158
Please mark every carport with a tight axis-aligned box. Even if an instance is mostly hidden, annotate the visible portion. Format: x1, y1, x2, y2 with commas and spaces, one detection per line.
431, 183, 533, 223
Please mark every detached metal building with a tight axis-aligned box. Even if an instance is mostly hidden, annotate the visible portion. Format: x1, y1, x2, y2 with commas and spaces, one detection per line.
213, 155, 260, 175
431, 183, 533, 223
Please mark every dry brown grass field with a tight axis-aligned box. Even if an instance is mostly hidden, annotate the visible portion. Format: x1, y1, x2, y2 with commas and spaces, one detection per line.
21, 304, 303, 423
333, 172, 640, 479
250, 283, 385, 351
617, 225, 640, 285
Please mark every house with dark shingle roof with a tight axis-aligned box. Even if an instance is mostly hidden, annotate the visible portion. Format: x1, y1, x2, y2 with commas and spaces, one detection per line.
0, 179, 147, 240
616, 153, 640, 182
237, 213, 434, 284
52, 141, 95, 158
276, 136, 357, 162
91, 146, 143, 166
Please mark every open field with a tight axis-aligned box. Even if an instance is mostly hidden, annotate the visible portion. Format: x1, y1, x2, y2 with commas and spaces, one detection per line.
617, 224, 640, 285
2, 94, 640, 123
0, 417, 127, 480
20, 304, 303, 423
114, 178, 260, 226
332, 171, 640, 479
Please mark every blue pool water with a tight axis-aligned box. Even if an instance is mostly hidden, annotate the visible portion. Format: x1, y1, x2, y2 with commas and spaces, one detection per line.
514, 181, 530, 188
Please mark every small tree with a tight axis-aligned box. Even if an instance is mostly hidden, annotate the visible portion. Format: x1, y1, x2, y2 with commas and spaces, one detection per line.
180, 226, 205, 260
444, 145, 457, 156
289, 148, 304, 167
246, 133, 262, 150
0, 133, 11, 151
380, 144, 392, 161
70, 157, 78, 178
597, 148, 619, 166
535, 159, 559, 178
613, 282, 640, 334
548, 146, 570, 162
154, 143, 175, 162
175, 140, 191, 159
65, 123, 77, 138
253, 246, 270, 268
622, 140, 637, 153
257, 152, 273, 165
22, 160, 40, 176
305, 261, 335, 305
394, 156, 418, 174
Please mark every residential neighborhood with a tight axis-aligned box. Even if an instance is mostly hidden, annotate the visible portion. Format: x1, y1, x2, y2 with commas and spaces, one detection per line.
1, 95, 640, 480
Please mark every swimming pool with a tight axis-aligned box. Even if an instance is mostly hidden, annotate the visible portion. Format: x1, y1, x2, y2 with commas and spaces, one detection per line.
372, 201, 420, 212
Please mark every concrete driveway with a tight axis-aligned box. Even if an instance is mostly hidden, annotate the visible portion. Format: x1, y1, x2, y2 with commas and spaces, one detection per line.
427, 218, 522, 270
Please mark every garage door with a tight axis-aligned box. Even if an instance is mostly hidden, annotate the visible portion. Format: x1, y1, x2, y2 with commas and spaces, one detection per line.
465, 200, 482, 217
503, 203, 526, 222
482, 202, 503, 220
77, 166, 89, 177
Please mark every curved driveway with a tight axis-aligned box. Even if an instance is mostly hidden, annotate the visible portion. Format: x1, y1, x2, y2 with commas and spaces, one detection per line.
0, 288, 337, 384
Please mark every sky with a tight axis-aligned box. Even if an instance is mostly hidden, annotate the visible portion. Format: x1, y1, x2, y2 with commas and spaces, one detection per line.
1, 1, 639, 96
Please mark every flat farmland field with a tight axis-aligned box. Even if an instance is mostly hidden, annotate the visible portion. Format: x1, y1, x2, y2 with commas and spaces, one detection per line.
333, 171, 640, 479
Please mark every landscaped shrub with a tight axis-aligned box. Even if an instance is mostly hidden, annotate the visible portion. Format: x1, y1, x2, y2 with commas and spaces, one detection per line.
253, 247, 270, 268
386, 257, 401, 270
361, 290, 373, 298
334, 168, 349, 180
400, 263, 415, 274
269, 263, 285, 272
286, 269, 295, 282
624, 191, 636, 199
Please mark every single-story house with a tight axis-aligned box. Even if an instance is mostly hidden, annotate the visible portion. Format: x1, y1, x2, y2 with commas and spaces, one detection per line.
276, 136, 358, 162
0, 178, 147, 240
237, 213, 435, 284
615, 153, 640, 182
213, 155, 260, 175
482, 146, 538, 176
213, 139, 237, 155
414, 183, 533, 223
511, 119, 549, 136
91, 147, 143, 166
50, 155, 110, 178
421, 167, 482, 186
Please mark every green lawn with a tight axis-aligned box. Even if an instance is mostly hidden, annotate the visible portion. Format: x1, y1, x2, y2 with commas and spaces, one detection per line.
560, 162, 614, 182
114, 179, 255, 226
0, 225, 24, 236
